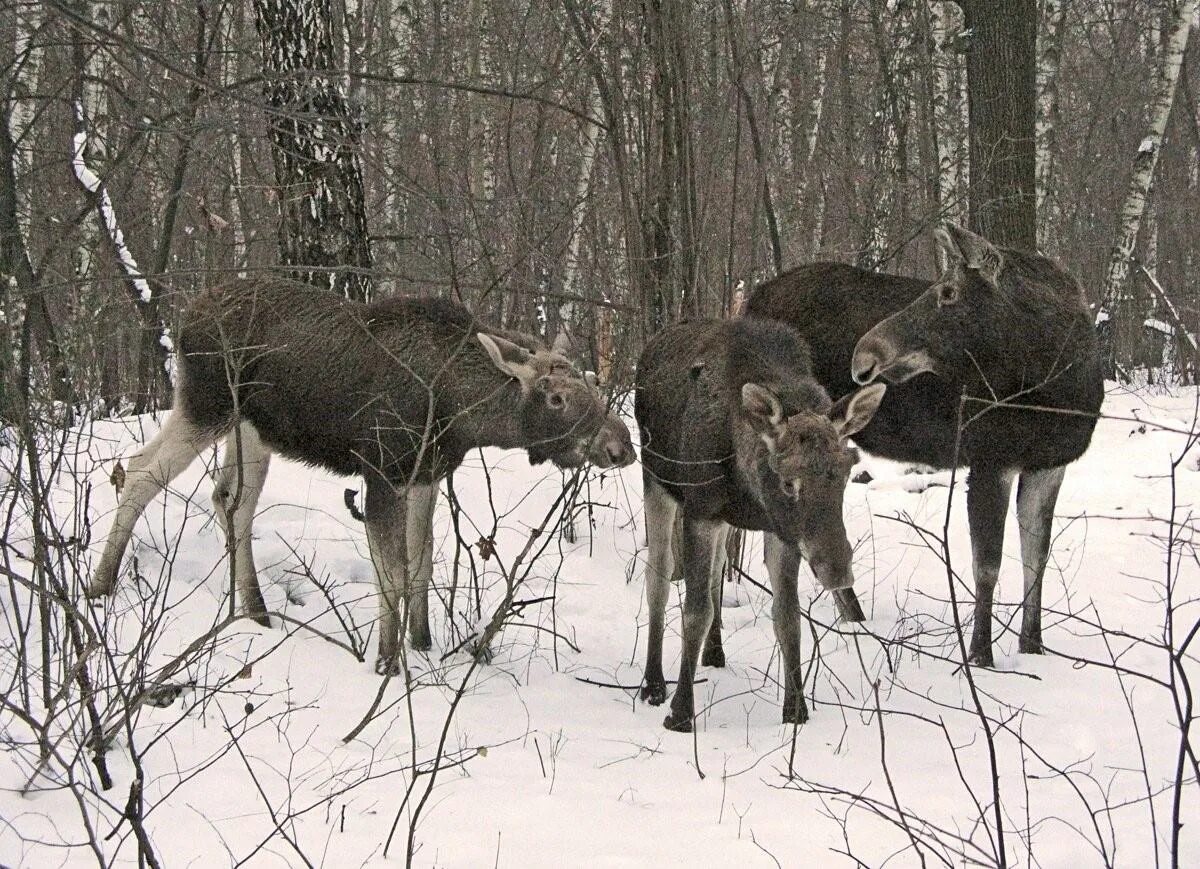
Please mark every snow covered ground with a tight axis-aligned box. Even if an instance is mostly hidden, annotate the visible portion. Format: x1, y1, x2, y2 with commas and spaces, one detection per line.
2, 384, 1198, 867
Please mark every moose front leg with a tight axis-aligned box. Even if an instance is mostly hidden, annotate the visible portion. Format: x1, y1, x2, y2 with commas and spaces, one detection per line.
89, 412, 215, 599
640, 475, 677, 706
1015, 465, 1066, 655
966, 467, 1015, 667
365, 479, 409, 676
701, 523, 732, 668
765, 533, 807, 724
663, 516, 723, 733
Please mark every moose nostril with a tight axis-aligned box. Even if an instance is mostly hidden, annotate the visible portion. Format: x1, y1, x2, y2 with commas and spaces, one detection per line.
851, 339, 887, 385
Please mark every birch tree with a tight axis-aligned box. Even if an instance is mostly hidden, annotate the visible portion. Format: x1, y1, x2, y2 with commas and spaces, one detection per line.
253, 0, 374, 301
67, 2, 173, 410
1101, 0, 1196, 366
1035, 0, 1070, 251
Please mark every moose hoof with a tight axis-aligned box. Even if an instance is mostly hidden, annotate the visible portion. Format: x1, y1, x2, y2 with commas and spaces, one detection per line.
663, 710, 693, 733
640, 681, 667, 706
701, 647, 726, 668
409, 635, 432, 653
1018, 636, 1044, 655
374, 657, 401, 677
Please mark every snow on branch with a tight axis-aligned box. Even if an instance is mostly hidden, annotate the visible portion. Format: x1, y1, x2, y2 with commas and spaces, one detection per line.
71, 100, 153, 305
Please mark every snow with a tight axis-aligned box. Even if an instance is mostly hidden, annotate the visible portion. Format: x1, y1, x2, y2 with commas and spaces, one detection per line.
1, 386, 1198, 866
1144, 317, 1173, 335
1139, 136, 1157, 155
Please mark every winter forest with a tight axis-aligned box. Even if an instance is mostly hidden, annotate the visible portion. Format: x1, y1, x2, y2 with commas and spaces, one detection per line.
2, 0, 1199, 866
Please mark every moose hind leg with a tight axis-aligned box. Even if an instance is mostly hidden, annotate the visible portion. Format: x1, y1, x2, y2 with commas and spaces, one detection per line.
365, 480, 408, 675
965, 468, 1015, 667
640, 474, 677, 706
1015, 465, 1066, 654
664, 516, 722, 733
701, 523, 732, 669
89, 412, 218, 598
404, 483, 438, 651
211, 423, 273, 626
765, 533, 807, 724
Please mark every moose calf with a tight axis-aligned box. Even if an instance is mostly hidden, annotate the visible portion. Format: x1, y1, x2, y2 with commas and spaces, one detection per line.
89, 278, 609, 674
635, 318, 885, 731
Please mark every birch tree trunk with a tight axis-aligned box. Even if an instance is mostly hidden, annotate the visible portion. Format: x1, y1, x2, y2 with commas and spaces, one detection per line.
0, 8, 69, 411
563, 0, 654, 336
68, 2, 173, 410
926, 0, 968, 241
1102, 0, 1196, 367
556, 83, 602, 348
793, 7, 829, 260
1035, 0, 1070, 251
253, 0, 374, 301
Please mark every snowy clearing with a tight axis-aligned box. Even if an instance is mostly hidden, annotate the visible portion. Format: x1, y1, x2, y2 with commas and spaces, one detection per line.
2, 384, 1198, 867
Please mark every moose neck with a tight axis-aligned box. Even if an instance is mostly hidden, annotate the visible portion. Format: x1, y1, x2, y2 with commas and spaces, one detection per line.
443, 375, 530, 453
731, 424, 781, 533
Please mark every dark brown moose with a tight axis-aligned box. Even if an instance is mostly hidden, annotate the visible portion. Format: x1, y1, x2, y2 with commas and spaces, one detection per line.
207, 327, 635, 656
88, 278, 609, 674
635, 317, 885, 731
747, 224, 1104, 666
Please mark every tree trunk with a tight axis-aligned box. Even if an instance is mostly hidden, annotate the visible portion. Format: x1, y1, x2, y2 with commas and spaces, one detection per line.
1102, 0, 1196, 367
721, 0, 783, 276
955, 0, 1038, 250
253, 0, 374, 301
0, 102, 68, 415
68, 2, 172, 410
1035, 0, 1070, 252
557, 83, 602, 346
644, 0, 699, 320
563, 0, 653, 337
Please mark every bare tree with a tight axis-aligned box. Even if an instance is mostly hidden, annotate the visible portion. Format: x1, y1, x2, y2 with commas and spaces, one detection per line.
1102, 0, 1197, 366
953, 0, 1039, 249
1035, 0, 1071, 252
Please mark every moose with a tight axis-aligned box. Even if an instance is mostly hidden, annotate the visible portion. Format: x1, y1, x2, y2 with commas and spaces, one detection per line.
747, 224, 1104, 666
635, 317, 885, 731
206, 356, 634, 655
88, 277, 611, 674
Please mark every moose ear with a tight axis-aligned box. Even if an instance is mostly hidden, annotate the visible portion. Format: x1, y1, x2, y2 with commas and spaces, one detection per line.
477, 333, 537, 386
741, 383, 786, 447
584, 370, 599, 389
935, 224, 1002, 285
828, 383, 886, 439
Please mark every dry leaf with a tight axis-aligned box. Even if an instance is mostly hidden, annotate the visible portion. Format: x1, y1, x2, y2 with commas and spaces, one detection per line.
235, 663, 252, 679
476, 536, 496, 561
110, 460, 126, 496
